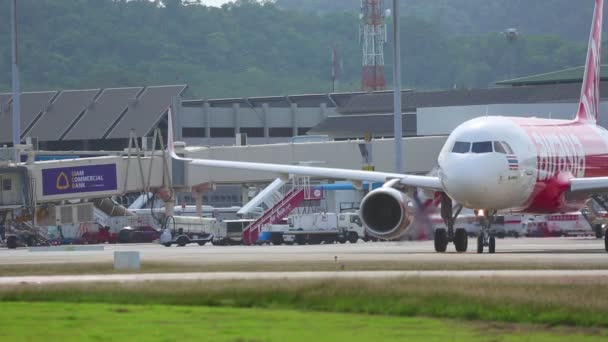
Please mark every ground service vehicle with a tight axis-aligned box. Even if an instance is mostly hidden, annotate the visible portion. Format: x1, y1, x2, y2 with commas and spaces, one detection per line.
118, 225, 160, 243
260, 212, 365, 245
160, 216, 215, 247
209, 219, 254, 245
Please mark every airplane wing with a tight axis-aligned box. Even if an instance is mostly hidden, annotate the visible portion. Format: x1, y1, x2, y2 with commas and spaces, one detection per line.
569, 177, 608, 193
166, 107, 442, 190
185, 157, 443, 190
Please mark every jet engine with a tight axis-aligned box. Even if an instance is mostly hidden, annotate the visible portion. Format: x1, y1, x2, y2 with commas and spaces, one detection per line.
359, 183, 415, 240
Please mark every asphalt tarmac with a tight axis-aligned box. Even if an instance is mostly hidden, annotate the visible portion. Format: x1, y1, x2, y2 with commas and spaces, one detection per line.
0, 237, 605, 267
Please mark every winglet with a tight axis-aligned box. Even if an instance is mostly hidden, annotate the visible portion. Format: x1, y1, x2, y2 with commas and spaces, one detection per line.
575, 0, 604, 124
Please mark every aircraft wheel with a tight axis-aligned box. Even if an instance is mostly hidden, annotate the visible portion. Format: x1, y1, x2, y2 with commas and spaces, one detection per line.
489, 236, 496, 254
594, 224, 604, 239
477, 235, 483, 254
454, 228, 468, 252
434, 229, 448, 253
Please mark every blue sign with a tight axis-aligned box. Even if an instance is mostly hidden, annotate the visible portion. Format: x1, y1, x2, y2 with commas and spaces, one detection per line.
42, 164, 118, 196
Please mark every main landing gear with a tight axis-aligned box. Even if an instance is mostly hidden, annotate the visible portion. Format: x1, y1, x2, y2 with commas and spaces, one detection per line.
434, 193, 466, 253
477, 210, 496, 254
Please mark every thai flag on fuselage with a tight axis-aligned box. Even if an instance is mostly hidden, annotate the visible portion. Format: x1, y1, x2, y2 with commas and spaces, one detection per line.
507, 154, 519, 170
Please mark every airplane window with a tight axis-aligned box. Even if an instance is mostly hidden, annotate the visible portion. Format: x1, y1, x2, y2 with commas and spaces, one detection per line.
493, 141, 507, 154
501, 141, 514, 154
452, 141, 470, 153
472, 141, 493, 153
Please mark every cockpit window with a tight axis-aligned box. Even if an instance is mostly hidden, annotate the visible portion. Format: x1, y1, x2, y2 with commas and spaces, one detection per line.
493, 141, 507, 154
472, 141, 493, 153
501, 141, 514, 154
452, 141, 470, 153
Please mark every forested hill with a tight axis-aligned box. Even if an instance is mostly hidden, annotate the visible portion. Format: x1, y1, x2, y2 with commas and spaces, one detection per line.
276, 0, 599, 41
0, 0, 600, 98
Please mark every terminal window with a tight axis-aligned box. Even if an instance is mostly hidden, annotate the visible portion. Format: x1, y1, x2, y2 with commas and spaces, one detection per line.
297, 127, 312, 135
240, 127, 264, 137
210, 127, 236, 138
182, 127, 206, 138
269, 127, 293, 137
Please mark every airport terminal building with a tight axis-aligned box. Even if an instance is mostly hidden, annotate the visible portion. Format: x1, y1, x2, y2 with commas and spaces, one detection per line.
2, 66, 608, 207
2, 67, 608, 150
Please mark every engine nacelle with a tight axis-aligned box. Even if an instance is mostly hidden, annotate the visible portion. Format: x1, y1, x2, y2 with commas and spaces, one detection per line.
359, 185, 415, 240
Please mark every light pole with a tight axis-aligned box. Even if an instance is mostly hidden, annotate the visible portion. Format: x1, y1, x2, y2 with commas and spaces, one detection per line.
392, 0, 402, 173
11, 0, 21, 162
502, 28, 519, 79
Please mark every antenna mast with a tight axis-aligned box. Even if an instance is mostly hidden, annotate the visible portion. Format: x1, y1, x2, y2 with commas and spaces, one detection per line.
360, 0, 387, 91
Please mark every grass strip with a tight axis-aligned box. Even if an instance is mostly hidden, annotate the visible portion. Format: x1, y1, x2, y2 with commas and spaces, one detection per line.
1, 277, 607, 328
2, 258, 608, 276
2, 301, 606, 342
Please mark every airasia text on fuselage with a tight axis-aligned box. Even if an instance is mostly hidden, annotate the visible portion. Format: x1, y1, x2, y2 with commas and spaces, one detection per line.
530, 131, 586, 181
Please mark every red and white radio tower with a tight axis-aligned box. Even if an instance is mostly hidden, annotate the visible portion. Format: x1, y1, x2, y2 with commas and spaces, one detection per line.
360, 0, 388, 91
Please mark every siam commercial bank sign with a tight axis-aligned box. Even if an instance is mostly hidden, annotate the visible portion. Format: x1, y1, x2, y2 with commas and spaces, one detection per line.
42, 163, 118, 196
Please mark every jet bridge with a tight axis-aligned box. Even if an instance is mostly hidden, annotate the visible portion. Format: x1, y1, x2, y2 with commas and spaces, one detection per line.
29, 155, 168, 204
0, 142, 171, 247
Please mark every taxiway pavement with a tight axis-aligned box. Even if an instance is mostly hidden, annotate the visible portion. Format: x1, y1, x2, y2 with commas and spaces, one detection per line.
0, 237, 605, 267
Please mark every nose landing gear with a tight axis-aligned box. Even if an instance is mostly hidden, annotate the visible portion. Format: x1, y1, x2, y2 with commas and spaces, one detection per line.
477, 210, 497, 254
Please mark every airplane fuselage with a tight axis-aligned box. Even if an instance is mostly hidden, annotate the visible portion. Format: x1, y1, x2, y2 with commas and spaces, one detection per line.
437, 116, 608, 213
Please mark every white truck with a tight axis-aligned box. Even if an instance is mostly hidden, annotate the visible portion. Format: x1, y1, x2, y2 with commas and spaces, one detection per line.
522, 213, 593, 237
259, 212, 366, 245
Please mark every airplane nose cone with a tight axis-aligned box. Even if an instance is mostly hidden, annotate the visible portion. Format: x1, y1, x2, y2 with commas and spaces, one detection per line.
440, 156, 504, 209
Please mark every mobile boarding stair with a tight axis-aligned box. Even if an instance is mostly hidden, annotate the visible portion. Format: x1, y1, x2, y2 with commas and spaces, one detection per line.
240, 177, 315, 245
2, 220, 51, 249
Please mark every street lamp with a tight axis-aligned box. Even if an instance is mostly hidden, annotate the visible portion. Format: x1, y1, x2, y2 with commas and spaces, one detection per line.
502, 28, 520, 79
11, 0, 21, 162
392, 0, 402, 173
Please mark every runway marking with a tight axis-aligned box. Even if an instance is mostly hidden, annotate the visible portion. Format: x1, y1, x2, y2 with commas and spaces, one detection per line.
2, 270, 608, 285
